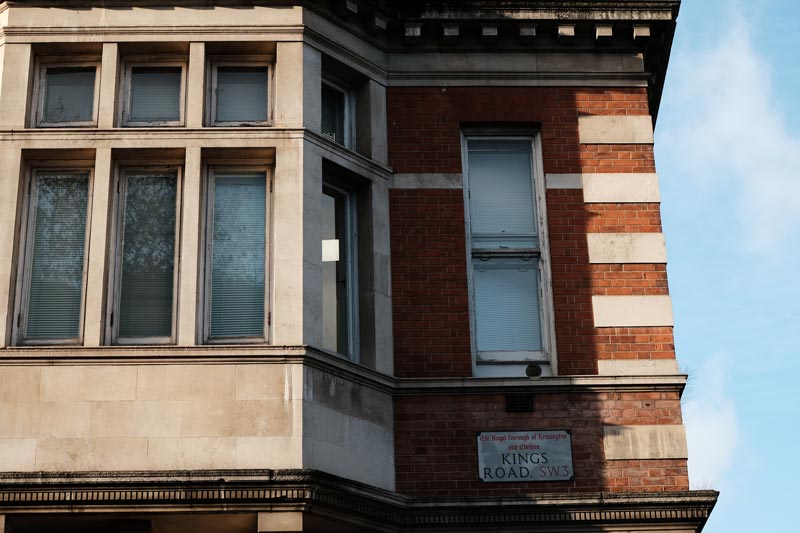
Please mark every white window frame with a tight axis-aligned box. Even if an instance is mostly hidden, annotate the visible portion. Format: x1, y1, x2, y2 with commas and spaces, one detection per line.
106, 164, 182, 345
321, 76, 356, 150
32, 58, 101, 128
207, 55, 274, 127
120, 57, 187, 127
461, 133, 557, 374
201, 165, 272, 344
322, 181, 360, 360
13, 165, 94, 345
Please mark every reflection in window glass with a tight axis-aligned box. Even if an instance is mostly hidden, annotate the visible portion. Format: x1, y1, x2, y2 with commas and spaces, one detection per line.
322, 187, 354, 356
25, 172, 90, 340
209, 172, 266, 338
43, 67, 96, 124
216, 66, 268, 123
321, 83, 345, 145
117, 171, 178, 340
129, 66, 182, 123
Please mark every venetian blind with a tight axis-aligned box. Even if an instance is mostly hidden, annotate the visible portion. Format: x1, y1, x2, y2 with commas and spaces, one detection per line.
117, 171, 177, 340
209, 172, 266, 338
25, 172, 89, 340
43, 67, 96, 123
473, 258, 542, 353
467, 140, 537, 248
216, 66, 268, 123
129, 66, 182, 122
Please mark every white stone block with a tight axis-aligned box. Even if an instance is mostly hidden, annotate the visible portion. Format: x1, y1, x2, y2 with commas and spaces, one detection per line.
91, 401, 181, 438
592, 295, 673, 327
545, 173, 582, 189
603, 425, 688, 460
582, 173, 660, 203
35, 437, 149, 471
136, 365, 236, 401
40, 366, 137, 401
587, 233, 667, 264
0, 367, 40, 402
236, 437, 302, 469
578, 115, 654, 144
0, 439, 36, 470
597, 359, 680, 376
146, 437, 236, 470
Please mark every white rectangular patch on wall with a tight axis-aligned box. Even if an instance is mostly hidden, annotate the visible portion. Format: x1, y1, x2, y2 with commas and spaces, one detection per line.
578, 115, 654, 144
322, 239, 340, 262
582, 173, 660, 203
592, 295, 674, 327
477, 430, 573, 482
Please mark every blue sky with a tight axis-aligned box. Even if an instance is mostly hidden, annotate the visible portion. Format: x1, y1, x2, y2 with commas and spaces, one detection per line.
656, 0, 800, 530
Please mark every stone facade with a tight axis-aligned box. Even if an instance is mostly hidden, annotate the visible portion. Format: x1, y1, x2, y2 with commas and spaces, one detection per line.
0, 1, 716, 532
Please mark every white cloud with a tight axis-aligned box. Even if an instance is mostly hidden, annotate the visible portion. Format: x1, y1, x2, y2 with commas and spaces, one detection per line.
682, 353, 739, 488
659, 9, 800, 254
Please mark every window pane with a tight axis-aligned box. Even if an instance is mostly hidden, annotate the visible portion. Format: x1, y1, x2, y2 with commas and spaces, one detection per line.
321, 83, 345, 145
25, 172, 89, 340
210, 172, 266, 338
467, 140, 536, 247
473, 258, 542, 353
129, 67, 182, 122
43, 67, 96, 123
322, 188, 350, 354
216, 66, 268, 123
118, 171, 177, 339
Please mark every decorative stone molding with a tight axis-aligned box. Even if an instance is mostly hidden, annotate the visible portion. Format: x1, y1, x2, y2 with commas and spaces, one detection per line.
0, 469, 717, 530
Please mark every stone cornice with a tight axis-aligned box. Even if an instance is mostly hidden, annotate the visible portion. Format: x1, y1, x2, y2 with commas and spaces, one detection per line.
0, 345, 687, 396
0, 469, 717, 530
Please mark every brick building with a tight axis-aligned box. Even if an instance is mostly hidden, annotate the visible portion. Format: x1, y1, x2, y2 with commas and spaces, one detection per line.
0, 1, 717, 532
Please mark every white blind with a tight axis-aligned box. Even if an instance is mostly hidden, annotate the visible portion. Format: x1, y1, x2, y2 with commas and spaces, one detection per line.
473, 258, 542, 352
216, 66, 268, 123
321, 84, 345, 144
129, 67, 181, 122
117, 171, 177, 339
43, 67, 96, 123
467, 140, 536, 248
25, 172, 89, 340
209, 172, 266, 338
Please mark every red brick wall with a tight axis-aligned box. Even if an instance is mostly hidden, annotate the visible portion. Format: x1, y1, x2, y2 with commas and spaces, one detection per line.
394, 392, 688, 496
391, 189, 472, 378
388, 87, 652, 174
388, 87, 673, 377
